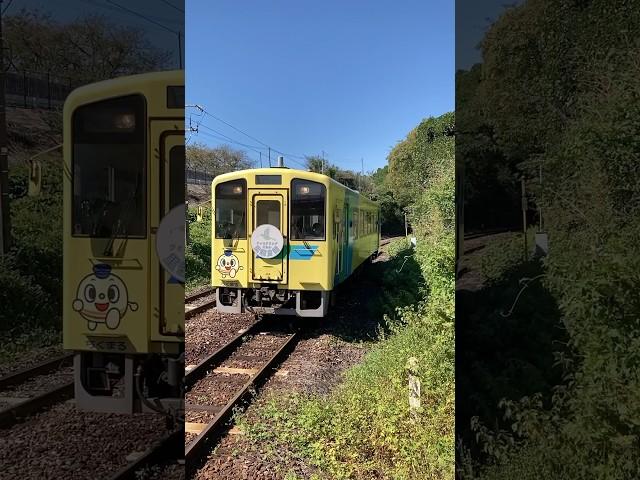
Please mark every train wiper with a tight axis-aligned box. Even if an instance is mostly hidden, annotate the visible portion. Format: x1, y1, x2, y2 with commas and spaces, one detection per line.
103, 217, 123, 256
102, 173, 141, 256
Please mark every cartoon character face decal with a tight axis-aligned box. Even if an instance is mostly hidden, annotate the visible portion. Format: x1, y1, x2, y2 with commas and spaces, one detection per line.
72, 264, 138, 331
215, 250, 244, 278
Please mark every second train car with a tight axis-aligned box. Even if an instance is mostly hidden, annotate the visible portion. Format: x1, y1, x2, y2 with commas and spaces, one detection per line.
212, 162, 380, 317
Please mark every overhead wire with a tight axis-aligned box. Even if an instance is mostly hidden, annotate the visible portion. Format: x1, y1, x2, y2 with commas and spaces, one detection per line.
158, 0, 184, 13
2, 0, 14, 14
104, 0, 180, 34
190, 105, 357, 170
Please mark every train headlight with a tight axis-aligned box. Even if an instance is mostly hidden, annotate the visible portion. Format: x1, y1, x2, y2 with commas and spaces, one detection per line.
232, 186, 243, 194
298, 185, 310, 195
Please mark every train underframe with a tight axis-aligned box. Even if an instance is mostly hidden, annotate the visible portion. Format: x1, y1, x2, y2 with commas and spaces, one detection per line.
73, 350, 184, 419
216, 285, 330, 317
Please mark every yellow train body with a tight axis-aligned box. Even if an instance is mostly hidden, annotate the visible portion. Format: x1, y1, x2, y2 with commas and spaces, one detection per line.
212, 167, 379, 316
63, 70, 184, 354
62, 71, 184, 413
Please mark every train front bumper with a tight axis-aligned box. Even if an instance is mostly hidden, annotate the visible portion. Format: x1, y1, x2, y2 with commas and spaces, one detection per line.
216, 287, 330, 318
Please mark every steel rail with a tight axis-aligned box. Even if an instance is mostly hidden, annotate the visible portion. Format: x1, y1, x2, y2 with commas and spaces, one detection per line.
185, 287, 215, 304
0, 381, 74, 428
108, 428, 184, 480
185, 322, 261, 389
185, 330, 299, 467
185, 299, 216, 320
0, 353, 73, 390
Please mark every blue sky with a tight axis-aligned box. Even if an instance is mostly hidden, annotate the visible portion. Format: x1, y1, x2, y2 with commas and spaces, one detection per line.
186, 0, 454, 172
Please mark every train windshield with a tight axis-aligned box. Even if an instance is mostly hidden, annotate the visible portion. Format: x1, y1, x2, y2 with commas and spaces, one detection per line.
215, 179, 247, 239
71, 95, 145, 238
291, 179, 326, 240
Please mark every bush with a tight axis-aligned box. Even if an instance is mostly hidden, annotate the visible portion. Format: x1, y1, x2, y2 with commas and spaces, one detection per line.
242, 112, 455, 479
186, 205, 212, 291
0, 256, 58, 332
0, 158, 63, 334
246, 302, 454, 479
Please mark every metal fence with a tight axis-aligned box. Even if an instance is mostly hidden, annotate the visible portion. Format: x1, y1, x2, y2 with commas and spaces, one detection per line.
186, 169, 214, 185
4, 70, 74, 110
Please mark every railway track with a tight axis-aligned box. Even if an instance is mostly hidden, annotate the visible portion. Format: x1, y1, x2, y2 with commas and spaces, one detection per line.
0, 353, 74, 428
184, 318, 299, 474
185, 287, 216, 319
108, 428, 184, 480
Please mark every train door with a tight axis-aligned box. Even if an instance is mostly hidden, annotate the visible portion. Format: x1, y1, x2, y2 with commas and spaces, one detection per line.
249, 189, 288, 283
150, 120, 185, 342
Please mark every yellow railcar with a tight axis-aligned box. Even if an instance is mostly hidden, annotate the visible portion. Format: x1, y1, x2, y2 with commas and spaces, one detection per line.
62, 70, 184, 414
212, 163, 380, 317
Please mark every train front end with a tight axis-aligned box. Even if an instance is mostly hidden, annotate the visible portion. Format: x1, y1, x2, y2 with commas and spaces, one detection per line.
62, 71, 185, 415
212, 168, 332, 317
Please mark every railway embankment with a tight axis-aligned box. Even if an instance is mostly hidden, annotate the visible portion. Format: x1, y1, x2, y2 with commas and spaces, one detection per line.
195, 237, 451, 480
186, 112, 455, 480
1, 107, 64, 366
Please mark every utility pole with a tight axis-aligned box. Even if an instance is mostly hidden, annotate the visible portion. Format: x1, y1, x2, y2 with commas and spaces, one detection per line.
259, 151, 262, 168
268, 147, 271, 167
177, 31, 182, 69
0, 0, 11, 254
321, 150, 325, 174
521, 177, 527, 259
404, 211, 408, 238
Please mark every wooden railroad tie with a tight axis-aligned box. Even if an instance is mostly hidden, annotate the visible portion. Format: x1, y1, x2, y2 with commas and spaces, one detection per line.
213, 366, 258, 376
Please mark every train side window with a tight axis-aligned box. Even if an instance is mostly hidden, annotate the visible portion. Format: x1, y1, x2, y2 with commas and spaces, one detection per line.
353, 209, 359, 239
215, 179, 247, 239
169, 145, 185, 210
291, 179, 326, 240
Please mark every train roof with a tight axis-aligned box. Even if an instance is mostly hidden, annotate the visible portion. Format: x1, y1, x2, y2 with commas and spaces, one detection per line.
212, 167, 378, 205
64, 70, 184, 117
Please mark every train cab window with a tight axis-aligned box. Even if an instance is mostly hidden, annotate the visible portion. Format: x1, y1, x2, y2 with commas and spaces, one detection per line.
215, 179, 247, 239
72, 95, 145, 238
291, 179, 326, 240
169, 145, 185, 210
256, 200, 280, 228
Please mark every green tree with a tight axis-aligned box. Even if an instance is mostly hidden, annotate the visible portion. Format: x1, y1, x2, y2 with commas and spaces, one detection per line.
186, 142, 252, 177
4, 10, 171, 84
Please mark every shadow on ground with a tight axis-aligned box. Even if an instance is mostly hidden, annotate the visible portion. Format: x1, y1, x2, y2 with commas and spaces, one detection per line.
288, 245, 424, 345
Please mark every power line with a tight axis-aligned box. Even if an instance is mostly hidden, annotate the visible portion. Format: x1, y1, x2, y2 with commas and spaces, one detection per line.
105, 0, 179, 34
158, 0, 184, 13
200, 109, 313, 165
202, 110, 271, 149
79, 0, 182, 28
199, 123, 265, 152
2, 0, 13, 14
193, 113, 307, 168
193, 105, 340, 170
196, 130, 307, 169
198, 129, 266, 158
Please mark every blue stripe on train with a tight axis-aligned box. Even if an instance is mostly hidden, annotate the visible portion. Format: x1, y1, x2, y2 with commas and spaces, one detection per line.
289, 245, 318, 260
